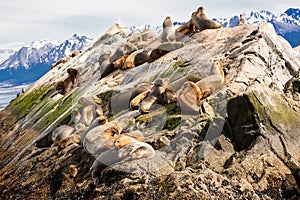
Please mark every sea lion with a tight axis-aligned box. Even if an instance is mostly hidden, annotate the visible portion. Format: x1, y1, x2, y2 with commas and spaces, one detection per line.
90, 138, 154, 185
83, 116, 135, 156
175, 8, 201, 39
70, 50, 81, 57
160, 16, 176, 42
195, 60, 224, 98
238, 14, 246, 26
166, 72, 203, 93
123, 49, 144, 69
192, 7, 222, 32
130, 91, 150, 110
134, 51, 150, 67
177, 81, 202, 115
114, 134, 140, 148
113, 54, 130, 69
139, 78, 169, 113
149, 42, 184, 62
58, 67, 81, 95
128, 83, 153, 110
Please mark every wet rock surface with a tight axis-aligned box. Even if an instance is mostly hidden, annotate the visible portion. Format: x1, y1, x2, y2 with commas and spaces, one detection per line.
0, 22, 300, 199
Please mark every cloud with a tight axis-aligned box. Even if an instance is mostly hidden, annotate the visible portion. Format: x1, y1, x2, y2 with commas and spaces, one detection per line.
0, 0, 300, 49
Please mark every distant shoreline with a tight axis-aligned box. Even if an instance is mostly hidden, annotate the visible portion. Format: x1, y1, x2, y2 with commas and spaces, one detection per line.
0, 83, 31, 110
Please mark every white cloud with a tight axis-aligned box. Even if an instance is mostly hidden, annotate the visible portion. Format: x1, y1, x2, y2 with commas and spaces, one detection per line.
0, 0, 299, 49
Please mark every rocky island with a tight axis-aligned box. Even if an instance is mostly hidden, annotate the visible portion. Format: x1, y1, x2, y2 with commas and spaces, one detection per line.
0, 7, 300, 199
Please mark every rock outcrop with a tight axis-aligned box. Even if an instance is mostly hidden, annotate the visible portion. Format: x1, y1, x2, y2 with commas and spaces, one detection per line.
0, 18, 299, 199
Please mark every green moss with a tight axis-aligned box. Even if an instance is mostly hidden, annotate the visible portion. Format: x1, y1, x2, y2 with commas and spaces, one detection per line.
173, 60, 189, 68
247, 91, 299, 126
35, 92, 79, 131
8, 85, 53, 120
163, 115, 182, 130
96, 90, 113, 103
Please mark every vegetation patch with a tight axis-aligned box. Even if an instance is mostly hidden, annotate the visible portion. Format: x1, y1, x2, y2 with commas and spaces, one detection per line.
8, 85, 54, 120
35, 92, 79, 131
163, 115, 182, 130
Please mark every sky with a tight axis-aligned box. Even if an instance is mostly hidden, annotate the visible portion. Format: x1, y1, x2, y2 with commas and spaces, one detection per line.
1, 0, 300, 50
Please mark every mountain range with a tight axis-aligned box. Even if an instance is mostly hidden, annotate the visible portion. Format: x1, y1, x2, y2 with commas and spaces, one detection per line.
0, 8, 299, 86
215, 8, 300, 47
0, 34, 93, 85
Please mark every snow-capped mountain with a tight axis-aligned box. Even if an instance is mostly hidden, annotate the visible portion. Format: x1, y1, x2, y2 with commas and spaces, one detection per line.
43, 34, 93, 65
0, 40, 58, 70
214, 8, 300, 47
0, 49, 15, 63
0, 34, 93, 85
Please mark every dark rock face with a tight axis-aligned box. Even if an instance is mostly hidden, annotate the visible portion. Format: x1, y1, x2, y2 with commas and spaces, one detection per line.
0, 22, 300, 199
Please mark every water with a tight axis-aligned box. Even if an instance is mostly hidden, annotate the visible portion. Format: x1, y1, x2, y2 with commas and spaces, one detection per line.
0, 84, 30, 110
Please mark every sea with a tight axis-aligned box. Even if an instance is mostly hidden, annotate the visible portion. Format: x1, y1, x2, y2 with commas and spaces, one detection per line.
0, 84, 30, 110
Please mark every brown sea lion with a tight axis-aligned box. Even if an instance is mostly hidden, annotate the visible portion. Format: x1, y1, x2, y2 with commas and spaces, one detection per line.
192, 7, 222, 32
160, 16, 176, 42
83, 116, 135, 156
123, 49, 144, 69
177, 81, 202, 115
114, 134, 140, 148
56, 68, 80, 95
134, 51, 150, 67
238, 14, 246, 26
113, 54, 130, 69
149, 42, 184, 62
70, 50, 81, 57
139, 78, 169, 113
195, 60, 224, 98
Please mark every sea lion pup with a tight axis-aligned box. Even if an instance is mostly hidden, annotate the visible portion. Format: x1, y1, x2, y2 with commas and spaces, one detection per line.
196, 60, 225, 98
160, 16, 176, 42
139, 78, 169, 113
192, 6, 222, 32
82, 116, 135, 156
149, 42, 184, 62
123, 49, 144, 69
177, 81, 202, 115
238, 14, 246, 26
51, 125, 74, 143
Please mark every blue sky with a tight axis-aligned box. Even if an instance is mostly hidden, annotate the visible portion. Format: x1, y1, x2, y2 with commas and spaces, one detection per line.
1, 0, 300, 49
